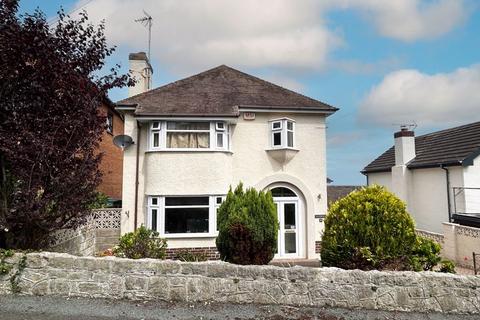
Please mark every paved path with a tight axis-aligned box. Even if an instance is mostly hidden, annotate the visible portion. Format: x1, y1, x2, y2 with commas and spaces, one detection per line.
0, 295, 477, 320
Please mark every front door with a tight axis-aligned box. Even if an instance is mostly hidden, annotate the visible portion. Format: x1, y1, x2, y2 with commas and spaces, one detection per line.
275, 200, 299, 258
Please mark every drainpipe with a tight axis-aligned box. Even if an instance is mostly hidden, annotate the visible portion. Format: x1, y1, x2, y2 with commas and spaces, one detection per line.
134, 120, 141, 231
441, 165, 452, 222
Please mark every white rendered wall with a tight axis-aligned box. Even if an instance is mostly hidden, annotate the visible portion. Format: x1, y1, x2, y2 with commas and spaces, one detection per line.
367, 172, 393, 190
367, 167, 462, 234
121, 112, 329, 259
462, 156, 480, 214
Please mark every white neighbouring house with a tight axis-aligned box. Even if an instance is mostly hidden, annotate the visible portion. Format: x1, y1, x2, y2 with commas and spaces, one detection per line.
115, 53, 338, 260
362, 123, 480, 234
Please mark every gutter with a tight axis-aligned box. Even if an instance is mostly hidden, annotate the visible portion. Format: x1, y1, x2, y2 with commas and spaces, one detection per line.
441, 165, 452, 223
134, 120, 141, 231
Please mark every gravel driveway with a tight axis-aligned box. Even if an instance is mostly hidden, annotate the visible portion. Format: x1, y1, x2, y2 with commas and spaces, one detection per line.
0, 295, 478, 320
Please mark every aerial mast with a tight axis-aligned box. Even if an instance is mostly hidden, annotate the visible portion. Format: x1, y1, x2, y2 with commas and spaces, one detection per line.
135, 11, 153, 60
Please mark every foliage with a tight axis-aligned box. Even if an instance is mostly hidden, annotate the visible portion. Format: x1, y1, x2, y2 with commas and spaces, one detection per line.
113, 226, 167, 259
175, 250, 208, 262
438, 259, 456, 274
0, 1, 133, 249
0, 248, 14, 275
408, 236, 442, 271
321, 185, 444, 271
216, 183, 278, 265
89, 192, 110, 209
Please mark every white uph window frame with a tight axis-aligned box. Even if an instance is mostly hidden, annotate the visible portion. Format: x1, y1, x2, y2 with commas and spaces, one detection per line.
148, 121, 229, 151
147, 195, 225, 238
269, 118, 295, 149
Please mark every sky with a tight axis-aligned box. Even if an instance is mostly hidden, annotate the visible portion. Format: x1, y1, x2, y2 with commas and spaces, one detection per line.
18, 0, 480, 185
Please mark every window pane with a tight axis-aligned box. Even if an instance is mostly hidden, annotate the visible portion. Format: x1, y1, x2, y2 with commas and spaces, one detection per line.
216, 122, 225, 130
167, 132, 210, 148
216, 133, 224, 148
152, 121, 160, 129
153, 132, 160, 147
272, 121, 281, 130
287, 121, 293, 130
273, 132, 282, 146
167, 122, 210, 130
285, 232, 296, 253
271, 187, 296, 197
284, 203, 296, 229
165, 207, 209, 233
216, 197, 223, 204
287, 131, 294, 147
151, 197, 158, 206
151, 209, 157, 231
165, 197, 209, 206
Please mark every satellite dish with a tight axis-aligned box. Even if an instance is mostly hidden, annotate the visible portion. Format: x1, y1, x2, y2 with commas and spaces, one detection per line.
113, 135, 134, 150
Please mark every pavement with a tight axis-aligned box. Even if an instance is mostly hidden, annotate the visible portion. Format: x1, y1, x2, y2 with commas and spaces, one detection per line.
0, 295, 479, 320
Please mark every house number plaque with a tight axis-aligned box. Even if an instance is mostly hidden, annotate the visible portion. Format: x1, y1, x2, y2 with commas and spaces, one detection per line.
243, 112, 255, 120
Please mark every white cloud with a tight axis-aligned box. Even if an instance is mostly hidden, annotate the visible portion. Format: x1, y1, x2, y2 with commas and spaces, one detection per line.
74, 0, 468, 77
76, 0, 342, 74
359, 65, 480, 127
331, 0, 467, 41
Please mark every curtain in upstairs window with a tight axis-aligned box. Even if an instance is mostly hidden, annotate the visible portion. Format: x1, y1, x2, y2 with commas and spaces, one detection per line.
166, 122, 210, 148
167, 132, 210, 148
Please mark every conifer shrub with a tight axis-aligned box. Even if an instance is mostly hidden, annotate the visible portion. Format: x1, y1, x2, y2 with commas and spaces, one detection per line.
216, 183, 278, 265
321, 185, 445, 271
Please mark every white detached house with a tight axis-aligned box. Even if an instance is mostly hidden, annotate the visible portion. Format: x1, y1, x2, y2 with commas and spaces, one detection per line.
116, 52, 338, 260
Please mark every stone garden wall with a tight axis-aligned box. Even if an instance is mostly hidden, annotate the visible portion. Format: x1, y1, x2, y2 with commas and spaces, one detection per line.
1, 252, 479, 314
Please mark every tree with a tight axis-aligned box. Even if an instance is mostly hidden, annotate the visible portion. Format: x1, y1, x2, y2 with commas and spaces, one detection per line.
216, 183, 278, 265
0, 0, 132, 249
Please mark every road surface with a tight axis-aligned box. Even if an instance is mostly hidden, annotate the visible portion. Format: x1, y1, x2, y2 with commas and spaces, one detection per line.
0, 295, 477, 320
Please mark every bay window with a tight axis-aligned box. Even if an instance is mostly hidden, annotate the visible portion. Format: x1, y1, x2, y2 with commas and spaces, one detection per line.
149, 121, 229, 150
270, 118, 295, 148
147, 195, 225, 237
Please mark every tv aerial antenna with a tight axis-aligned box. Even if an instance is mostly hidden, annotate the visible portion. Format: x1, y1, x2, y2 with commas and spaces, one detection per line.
135, 10, 153, 60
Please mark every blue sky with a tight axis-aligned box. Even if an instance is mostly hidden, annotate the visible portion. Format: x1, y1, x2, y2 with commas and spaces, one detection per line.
19, 0, 480, 185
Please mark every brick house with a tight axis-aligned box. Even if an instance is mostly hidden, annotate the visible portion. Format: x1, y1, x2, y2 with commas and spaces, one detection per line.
97, 99, 124, 204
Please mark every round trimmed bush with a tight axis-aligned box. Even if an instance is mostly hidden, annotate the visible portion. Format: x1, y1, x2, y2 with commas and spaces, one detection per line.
216, 183, 278, 265
321, 185, 418, 270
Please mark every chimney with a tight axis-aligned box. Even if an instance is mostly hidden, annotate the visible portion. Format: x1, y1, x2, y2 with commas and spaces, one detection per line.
394, 127, 416, 166
128, 52, 153, 97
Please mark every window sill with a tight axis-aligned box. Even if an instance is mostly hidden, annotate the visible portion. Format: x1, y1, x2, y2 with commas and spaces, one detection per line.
265, 147, 299, 152
146, 149, 233, 154
160, 233, 218, 239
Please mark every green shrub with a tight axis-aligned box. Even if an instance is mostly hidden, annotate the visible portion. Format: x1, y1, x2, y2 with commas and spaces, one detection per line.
113, 226, 167, 259
88, 192, 110, 209
216, 183, 278, 265
175, 250, 208, 262
321, 185, 442, 271
438, 259, 456, 274
409, 236, 442, 271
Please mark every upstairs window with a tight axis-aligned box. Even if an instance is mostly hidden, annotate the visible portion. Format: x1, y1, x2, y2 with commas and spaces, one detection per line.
106, 113, 113, 134
166, 122, 210, 149
149, 121, 229, 151
270, 118, 295, 148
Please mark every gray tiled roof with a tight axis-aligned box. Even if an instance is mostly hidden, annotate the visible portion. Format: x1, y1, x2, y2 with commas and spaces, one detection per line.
117, 65, 338, 116
327, 186, 361, 207
362, 121, 480, 173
